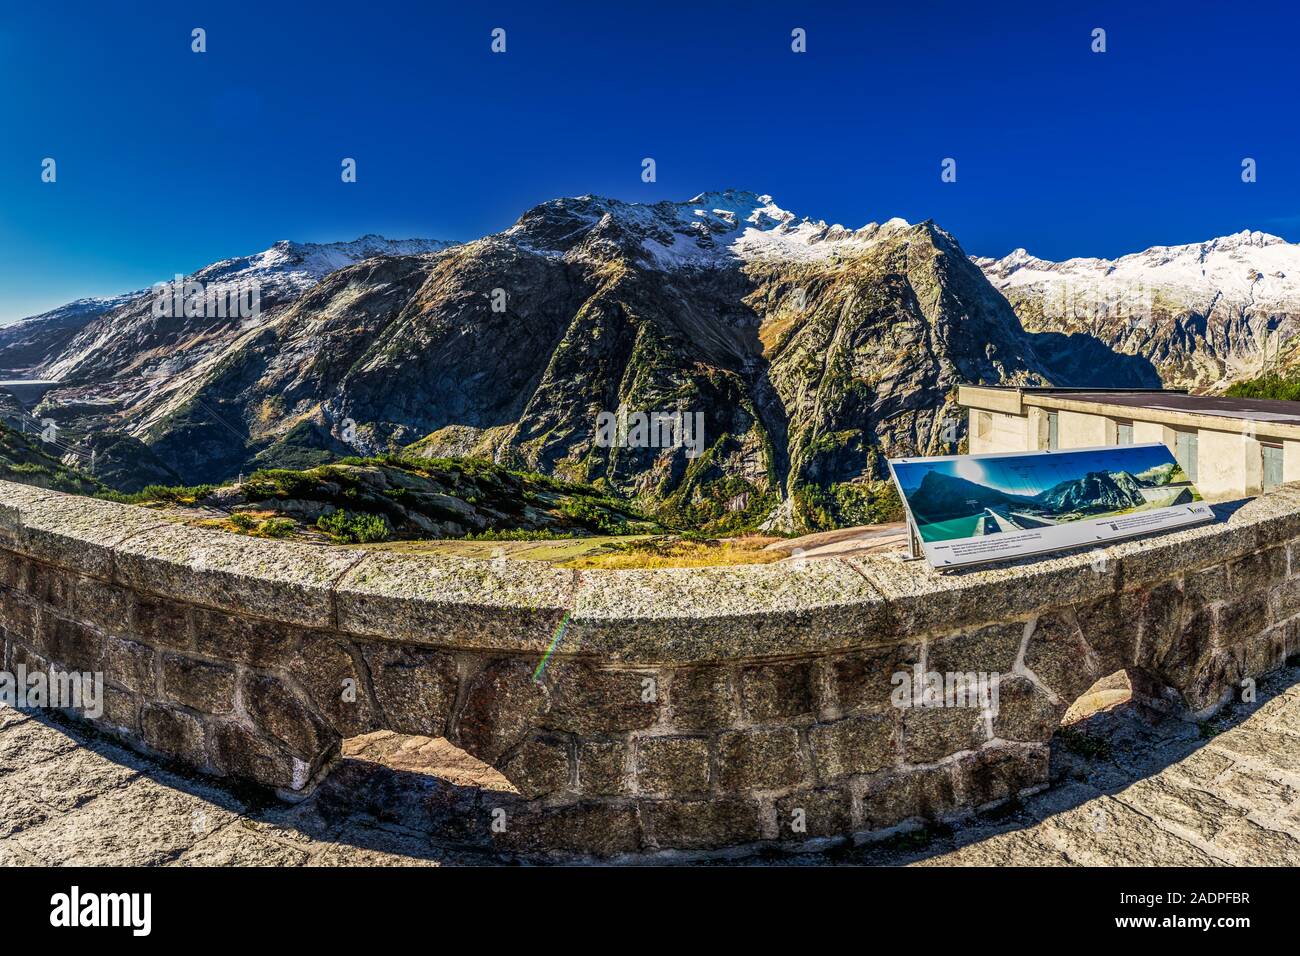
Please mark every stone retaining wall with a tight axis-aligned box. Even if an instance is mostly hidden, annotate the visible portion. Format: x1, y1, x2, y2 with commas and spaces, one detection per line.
1, 479, 1298, 858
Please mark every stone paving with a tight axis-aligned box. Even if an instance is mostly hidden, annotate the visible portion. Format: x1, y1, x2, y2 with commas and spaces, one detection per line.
2, 665, 1299, 866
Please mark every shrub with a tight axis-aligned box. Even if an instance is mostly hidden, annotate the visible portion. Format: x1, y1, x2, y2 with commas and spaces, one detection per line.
465, 528, 583, 541
560, 498, 625, 534
831, 481, 903, 525
99, 483, 214, 505
791, 480, 902, 531
242, 469, 320, 500
316, 510, 391, 544
257, 517, 297, 538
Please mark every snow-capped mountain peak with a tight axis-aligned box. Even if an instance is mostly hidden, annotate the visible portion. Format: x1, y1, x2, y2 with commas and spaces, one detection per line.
195, 235, 457, 297
22, 234, 456, 384
504, 190, 919, 269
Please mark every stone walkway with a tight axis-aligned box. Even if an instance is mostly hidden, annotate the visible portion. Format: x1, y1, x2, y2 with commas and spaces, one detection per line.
2, 666, 1299, 866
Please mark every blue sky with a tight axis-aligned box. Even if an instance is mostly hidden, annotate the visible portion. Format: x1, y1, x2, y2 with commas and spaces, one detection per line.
2, 0, 1297, 321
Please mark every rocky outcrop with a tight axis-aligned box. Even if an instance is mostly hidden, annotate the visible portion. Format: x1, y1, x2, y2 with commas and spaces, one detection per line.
72, 432, 181, 494
0, 421, 101, 496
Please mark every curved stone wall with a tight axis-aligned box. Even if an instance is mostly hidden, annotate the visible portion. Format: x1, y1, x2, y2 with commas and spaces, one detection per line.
1, 478, 1298, 858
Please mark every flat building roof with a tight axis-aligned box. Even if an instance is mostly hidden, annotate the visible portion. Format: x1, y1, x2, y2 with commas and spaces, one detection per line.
958, 384, 1300, 438
1037, 390, 1300, 427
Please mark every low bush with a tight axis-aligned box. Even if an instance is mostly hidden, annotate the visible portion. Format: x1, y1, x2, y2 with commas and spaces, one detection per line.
316, 509, 391, 544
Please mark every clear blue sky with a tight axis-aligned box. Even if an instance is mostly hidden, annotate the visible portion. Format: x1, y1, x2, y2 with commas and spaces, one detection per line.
2, 0, 1297, 321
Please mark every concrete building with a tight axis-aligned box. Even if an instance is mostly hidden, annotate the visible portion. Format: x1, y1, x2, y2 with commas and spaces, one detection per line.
958, 386, 1300, 500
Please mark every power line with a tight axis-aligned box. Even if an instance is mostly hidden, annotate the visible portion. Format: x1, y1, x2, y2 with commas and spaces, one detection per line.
188, 396, 248, 443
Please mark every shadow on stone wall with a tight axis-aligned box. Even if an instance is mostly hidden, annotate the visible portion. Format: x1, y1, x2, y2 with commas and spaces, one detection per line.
9, 660, 1297, 865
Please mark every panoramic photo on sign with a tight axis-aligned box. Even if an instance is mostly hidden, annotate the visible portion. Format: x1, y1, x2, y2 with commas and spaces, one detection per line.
889, 443, 1214, 568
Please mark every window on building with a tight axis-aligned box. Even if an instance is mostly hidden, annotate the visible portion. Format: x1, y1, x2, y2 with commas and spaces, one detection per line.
1175, 430, 1199, 482
1047, 411, 1058, 450
1116, 420, 1133, 445
1263, 443, 1283, 491
975, 411, 992, 441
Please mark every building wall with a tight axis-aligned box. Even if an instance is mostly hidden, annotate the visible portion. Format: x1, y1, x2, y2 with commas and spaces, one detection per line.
1027, 407, 1052, 450
1243, 435, 1266, 497
968, 409, 1031, 454
1133, 420, 1177, 451
1057, 410, 1112, 449
1286, 441, 1300, 483
1197, 430, 1258, 499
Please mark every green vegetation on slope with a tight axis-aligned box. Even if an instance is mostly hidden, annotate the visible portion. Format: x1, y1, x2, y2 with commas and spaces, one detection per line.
100, 483, 215, 505
791, 479, 903, 532
0, 421, 103, 496
123, 453, 658, 542
316, 509, 391, 544
1224, 373, 1300, 402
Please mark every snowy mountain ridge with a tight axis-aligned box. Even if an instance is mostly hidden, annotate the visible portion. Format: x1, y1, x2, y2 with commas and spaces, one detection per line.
504, 189, 916, 269
975, 229, 1300, 306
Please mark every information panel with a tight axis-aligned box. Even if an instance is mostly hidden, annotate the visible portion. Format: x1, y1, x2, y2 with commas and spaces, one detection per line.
887, 443, 1214, 569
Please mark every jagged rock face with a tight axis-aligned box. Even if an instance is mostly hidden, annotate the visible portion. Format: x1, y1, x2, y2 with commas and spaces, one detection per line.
72, 431, 181, 494
116, 194, 1055, 517
976, 230, 1300, 392
25, 193, 1071, 523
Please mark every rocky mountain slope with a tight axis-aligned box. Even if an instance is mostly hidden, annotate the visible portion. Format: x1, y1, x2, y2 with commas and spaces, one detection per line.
126, 193, 1090, 530
1036, 469, 1148, 515
976, 230, 1300, 391
905, 470, 1036, 523
17, 192, 1158, 531
0, 293, 140, 376
4, 236, 455, 444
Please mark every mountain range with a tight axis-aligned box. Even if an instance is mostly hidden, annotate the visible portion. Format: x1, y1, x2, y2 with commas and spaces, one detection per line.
908, 468, 1155, 526
974, 229, 1300, 390
0, 191, 1293, 531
